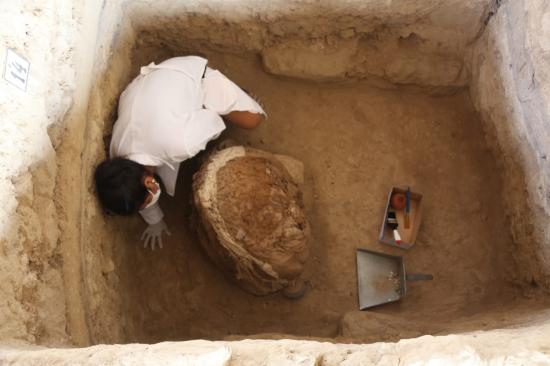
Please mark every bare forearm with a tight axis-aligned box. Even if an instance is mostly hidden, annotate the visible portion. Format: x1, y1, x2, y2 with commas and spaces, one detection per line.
223, 110, 263, 129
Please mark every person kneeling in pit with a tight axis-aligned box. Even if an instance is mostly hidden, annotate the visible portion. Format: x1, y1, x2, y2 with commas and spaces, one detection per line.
94, 56, 265, 250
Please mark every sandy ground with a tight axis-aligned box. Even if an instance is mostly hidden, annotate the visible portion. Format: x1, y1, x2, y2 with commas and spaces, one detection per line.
108, 51, 525, 343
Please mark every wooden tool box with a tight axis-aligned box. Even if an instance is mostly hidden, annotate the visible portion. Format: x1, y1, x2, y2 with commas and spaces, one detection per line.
379, 187, 423, 249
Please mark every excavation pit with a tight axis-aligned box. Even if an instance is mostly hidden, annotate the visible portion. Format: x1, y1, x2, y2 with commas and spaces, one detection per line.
100, 51, 534, 343
66, 1, 550, 345
2, 0, 550, 358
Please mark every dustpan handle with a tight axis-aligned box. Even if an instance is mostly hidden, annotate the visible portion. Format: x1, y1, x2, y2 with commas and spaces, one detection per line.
406, 273, 433, 281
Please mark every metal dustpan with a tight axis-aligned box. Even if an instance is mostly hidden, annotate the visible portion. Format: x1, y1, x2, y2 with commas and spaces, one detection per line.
356, 249, 433, 310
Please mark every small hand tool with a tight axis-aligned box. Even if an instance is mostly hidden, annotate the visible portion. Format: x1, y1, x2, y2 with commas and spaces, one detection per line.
404, 187, 411, 229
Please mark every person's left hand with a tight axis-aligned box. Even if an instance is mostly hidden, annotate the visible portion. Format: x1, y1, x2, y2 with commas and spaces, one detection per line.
141, 219, 171, 250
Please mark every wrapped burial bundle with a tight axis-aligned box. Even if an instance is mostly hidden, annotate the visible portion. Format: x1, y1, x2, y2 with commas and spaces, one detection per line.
193, 146, 310, 295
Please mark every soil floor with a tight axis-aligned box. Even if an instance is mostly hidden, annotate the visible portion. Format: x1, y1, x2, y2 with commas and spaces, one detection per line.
110, 51, 528, 343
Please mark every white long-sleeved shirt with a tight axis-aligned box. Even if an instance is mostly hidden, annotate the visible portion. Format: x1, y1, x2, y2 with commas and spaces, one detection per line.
109, 56, 226, 224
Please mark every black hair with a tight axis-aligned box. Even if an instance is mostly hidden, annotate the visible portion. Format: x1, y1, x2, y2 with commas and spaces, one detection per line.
94, 157, 148, 215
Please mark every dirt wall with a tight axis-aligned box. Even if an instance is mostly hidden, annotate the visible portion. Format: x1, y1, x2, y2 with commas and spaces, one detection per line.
2, 320, 550, 365
0, 0, 126, 346
128, 0, 494, 87
470, 0, 550, 289
0, 0, 79, 345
